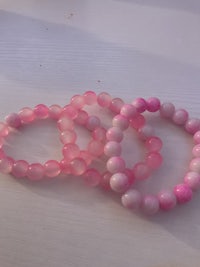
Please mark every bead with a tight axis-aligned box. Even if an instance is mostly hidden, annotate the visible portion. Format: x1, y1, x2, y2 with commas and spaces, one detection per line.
12, 160, 29, 178
49, 104, 62, 119
172, 109, 189, 125
86, 116, 100, 131
194, 131, 200, 144
60, 130, 77, 144
70, 95, 85, 109
107, 157, 125, 173
158, 190, 176, 211
5, 113, 21, 128
0, 122, 9, 137
142, 195, 159, 215
138, 125, 154, 140
110, 173, 129, 193
146, 152, 163, 169
75, 110, 88, 125
62, 143, 80, 161
130, 114, 145, 129
124, 168, 135, 185
174, 184, 192, 204
185, 118, 200, 134
18, 107, 35, 124
106, 127, 123, 142
145, 137, 162, 152
60, 159, 71, 174
62, 105, 78, 119
34, 104, 49, 119
83, 91, 97, 105
44, 160, 61, 177
57, 117, 74, 131
70, 158, 87, 175
83, 169, 101, 187
146, 97, 161, 112
160, 102, 175, 118
0, 157, 13, 173
112, 115, 129, 130
27, 163, 44, 181
104, 141, 121, 157
132, 98, 147, 113
101, 171, 112, 190
121, 189, 142, 210
192, 144, 200, 157
190, 158, 200, 173
184, 172, 200, 191
92, 127, 106, 142
87, 140, 104, 157
97, 92, 111, 107
109, 98, 124, 113
133, 162, 150, 180
120, 104, 138, 119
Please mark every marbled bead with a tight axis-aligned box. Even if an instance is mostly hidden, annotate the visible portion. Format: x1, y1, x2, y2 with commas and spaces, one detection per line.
190, 157, 200, 173
185, 118, 200, 134
83, 91, 97, 105
158, 190, 176, 211
107, 156, 125, 173
172, 109, 188, 125
184, 171, 200, 191
109, 98, 124, 113
34, 104, 49, 119
110, 173, 129, 193
132, 98, 147, 113
44, 160, 61, 177
83, 168, 101, 187
5, 113, 21, 128
97, 92, 111, 107
18, 107, 35, 124
174, 184, 192, 204
146, 97, 161, 112
160, 102, 175, 118
142, 195, 159, 215
27, 163, 44, 181
121, 189, 142, 210
12, 160, 29, 178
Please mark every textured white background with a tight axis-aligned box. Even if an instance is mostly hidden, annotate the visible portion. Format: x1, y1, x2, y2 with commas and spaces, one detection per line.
0, 1, 200, 267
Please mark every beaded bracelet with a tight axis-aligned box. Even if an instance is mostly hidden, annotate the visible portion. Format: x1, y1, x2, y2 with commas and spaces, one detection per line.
121, 98, 200, 215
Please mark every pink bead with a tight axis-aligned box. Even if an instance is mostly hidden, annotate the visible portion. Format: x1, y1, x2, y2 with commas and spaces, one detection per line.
142, 195, 159, 215
174, 184, 192, 204
60, 159, 71, 174
158, 190, 176, 211
194, 131, 200, 144
184, 171, 200, 191
109, 98, 124, 113
79, 150, 92, 165
146, 97, 161, 112
192, 144, 200, 157
160, 102, 175, 118
130, 114, 145, 129
124, 168, 135, 185
49, 105, 62, 119
104, 141, 121, 157
110, 173, 129, 193
57, 117, 74, 131
88, 140, 104, 157
145, 137, 163, 152
62, 105, 78, 119
83, 91, 97, 105
132, 98, 147, 113
190, 158, 200, 173
5, 113, 21, 128
185, 118, 200, 134
86, 116, 101, 131
70, 95, 85, 109
112, 115, 129, 130
12, 160, 28, 178
133, 162, 150, 180
97, 92, 111, 107
62, 143, 80, 161
92, 127, 106, 142
0, 157, 13, 173
60, 130, 77, 144
34, 104, 49, 119
74, 110, 88, 125
83, 168, 101, 187
107, 156, 125, 173
106, 127, 123, 142
101, 171, 112, 190
44, 160, 61, 177
138, 125, 154, 140
70, 158, 87, 175
146, 152, 163, 169
121, 189, 142, 210
27, 163, 44, 181
19, 107, 35, 124
120, 104, 138, 119
172, 109, 189, 125
0, 122, 9, 137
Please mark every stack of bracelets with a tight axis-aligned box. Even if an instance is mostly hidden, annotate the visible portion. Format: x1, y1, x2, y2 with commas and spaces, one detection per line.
0, 91, 200, 215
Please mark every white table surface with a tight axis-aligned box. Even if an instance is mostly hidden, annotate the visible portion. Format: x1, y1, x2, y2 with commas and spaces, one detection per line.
0, 1, 200, 267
